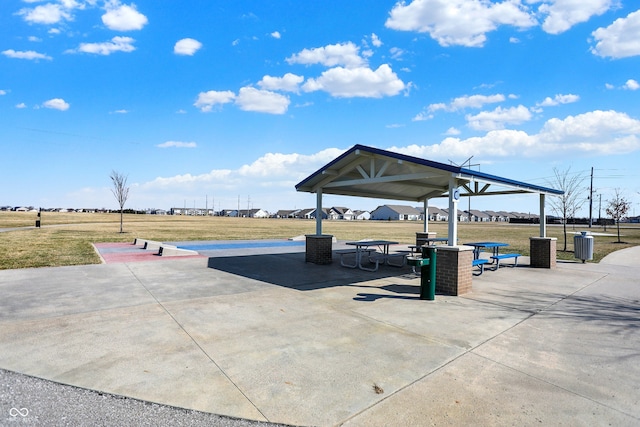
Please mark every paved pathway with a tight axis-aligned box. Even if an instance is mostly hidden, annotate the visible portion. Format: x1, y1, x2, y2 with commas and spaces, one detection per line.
1, 242, 638, 426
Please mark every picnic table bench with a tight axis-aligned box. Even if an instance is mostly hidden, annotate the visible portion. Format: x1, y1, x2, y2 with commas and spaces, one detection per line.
490, 253, 521, 270
472, 258, 489, 276
336, 248, 376, 269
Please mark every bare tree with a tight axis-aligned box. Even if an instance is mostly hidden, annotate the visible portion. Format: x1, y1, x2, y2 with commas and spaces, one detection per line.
606, 188, 631, 243
546, 167, 587, 251
110, 170, 130, 233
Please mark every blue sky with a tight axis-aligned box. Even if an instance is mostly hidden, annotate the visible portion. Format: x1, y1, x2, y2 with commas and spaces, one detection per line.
2, 0, 640, 217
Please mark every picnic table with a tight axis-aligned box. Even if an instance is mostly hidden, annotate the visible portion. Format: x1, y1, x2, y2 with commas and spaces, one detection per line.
464, 241, 520, 270
464, 241, 509, 260
341, 240, 402, 271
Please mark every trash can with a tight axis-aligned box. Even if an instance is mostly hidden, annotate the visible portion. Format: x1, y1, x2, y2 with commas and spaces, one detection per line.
574, 232, 593, 263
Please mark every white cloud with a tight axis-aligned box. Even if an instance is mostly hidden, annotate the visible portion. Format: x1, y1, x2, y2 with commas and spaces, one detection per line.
194, 90, 236, 112
412, 111, 433, 121
257, 73, 304, 93
591, 10, 640, 58
624, 79, 640, 90
0, 90, 6, 96
466, 105, 532, 131
141, 169, 234, 190
385, 0, 536, 47
139, 148, 344, 194
16, 103, 27, 109
2, 49, 52, 60
111, 109, 129, 114
235, 87, 290, 114
42, 98, 70, 111
426, 93, 506, 114
451, 93, 505, 111
540, 110, 640, 144
174, 38, 202, 55
398, 109, 640, 160
17, 3, 72, 25
286, 42, 366, 68
539, 0, 613, 35
537, 93, 580, 107
157, 141, 197, 148
444, 127, 461, 135
270, 31, 281, 39
102, 1, 148, 31
302, 64, 405, 98
371, 33, 382, 47
389, 47, 405, 60
66, 36, 135, 55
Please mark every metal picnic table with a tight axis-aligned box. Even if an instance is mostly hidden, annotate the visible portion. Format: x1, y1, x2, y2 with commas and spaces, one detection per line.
344, 240, 401, 271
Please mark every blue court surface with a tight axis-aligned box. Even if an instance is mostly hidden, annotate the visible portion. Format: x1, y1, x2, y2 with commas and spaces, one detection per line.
165, 239, 309, 257
176, 240, 305, 251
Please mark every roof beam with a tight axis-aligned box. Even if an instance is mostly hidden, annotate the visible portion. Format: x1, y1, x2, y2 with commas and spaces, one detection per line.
323, 172, 439, 188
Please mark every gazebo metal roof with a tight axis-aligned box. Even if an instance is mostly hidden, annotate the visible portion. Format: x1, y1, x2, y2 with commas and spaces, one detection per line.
296, 144, 563, 201
296, 144, 563, 242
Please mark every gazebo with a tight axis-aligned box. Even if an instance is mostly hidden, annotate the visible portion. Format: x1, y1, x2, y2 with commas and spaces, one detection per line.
295, 144, 564, 295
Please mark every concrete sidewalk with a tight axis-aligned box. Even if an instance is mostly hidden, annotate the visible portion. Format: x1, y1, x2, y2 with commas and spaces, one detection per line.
1, 244, 639, 426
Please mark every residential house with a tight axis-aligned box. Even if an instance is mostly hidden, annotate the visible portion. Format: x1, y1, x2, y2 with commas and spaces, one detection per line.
466, 209, 492, 222
443, 208, 469, 222
275, 209, 298, 218
306, 208, 328, 220
370, 204, 421, 221
482, 210, 508, 222
352, 210, 370, 220
497, 211, 517, 222
236, 209, 269, 218
428, 206, 448, 221
328, 207, 355, 220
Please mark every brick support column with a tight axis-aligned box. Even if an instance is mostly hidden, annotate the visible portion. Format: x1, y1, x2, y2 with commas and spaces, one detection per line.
305, 235, 333, 264
416, 231, 437, 247
435, 246, 474, 296
529, 237, 557, 268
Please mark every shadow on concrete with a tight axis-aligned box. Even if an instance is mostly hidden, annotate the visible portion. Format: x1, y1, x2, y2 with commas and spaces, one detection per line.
351, 283, 422, 302
206, 251, 415, 291
471, 287, 640, 333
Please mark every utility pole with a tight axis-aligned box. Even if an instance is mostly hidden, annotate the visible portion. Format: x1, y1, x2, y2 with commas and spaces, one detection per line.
588, 167, 594, 228
598, 194, 602, 227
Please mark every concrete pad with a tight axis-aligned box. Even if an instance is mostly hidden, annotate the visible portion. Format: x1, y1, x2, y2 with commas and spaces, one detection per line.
473, 284, 640, 418
0, 303, 266, 421
0, 264, 156, 321
342, 352, 637, 426
2, 239, 640, 426
464, 262, 608, 313
164, 286, 462, 426
127, 258, 278, 302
